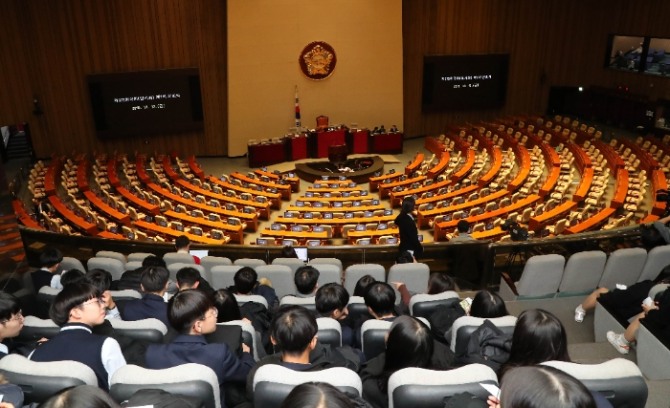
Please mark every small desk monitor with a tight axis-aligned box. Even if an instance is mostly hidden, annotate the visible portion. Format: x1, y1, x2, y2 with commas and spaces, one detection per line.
294, 247, 308, 262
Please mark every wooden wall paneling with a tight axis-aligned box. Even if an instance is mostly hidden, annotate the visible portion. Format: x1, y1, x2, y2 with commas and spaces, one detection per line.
1, 0, 229, 158
0, 0, 34, 128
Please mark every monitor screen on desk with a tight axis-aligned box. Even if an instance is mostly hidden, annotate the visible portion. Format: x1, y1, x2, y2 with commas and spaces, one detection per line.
189, 250, 209, 258
294, 247, 308, 262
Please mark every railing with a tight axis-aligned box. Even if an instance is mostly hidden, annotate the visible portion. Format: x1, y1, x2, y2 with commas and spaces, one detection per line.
19, 224, 644, 290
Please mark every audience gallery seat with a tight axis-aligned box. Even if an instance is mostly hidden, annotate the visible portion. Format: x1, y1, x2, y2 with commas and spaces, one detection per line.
110, 363, 220, 408
360, 318, 431, 361
408, 291, 460, 319
387, 263, 430, 294
387, 365, 498, 408
343, 264, 385, 294
316, 317, 343, 347
87, 257, 126, 281
499, 254, 566, 301
0, 354, 98, 405
637, 244, 670, 282
162, 252, 197, 266
542, 358, 648, 408
597, 248, 647, 289
448, 315, 518, 354
252, 365, 362, 408
557, 250, 607, 297
254, 265, 294, 298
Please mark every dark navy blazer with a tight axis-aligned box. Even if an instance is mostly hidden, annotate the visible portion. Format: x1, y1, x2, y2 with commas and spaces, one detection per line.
121, 293, 170, 328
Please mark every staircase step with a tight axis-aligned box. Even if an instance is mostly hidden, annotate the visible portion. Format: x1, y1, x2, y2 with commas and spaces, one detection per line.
0, 231, 20, 242
0, 241, 24, 252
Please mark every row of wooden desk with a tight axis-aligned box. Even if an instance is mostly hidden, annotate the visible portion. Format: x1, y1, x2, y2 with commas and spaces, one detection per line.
163, 210, 244, 244
417, 189, 509, 228
134, 220, 229, 245
144, 182, 259, 232
433, 194, 541, 241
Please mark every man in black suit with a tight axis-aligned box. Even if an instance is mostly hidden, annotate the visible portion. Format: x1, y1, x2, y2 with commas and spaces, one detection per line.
395, 196, 423, 259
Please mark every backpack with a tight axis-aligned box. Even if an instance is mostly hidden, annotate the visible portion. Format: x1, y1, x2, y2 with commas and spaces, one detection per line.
456, 319, 512, 371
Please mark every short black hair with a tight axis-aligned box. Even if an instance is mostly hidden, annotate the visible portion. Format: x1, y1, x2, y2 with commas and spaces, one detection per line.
140, 266, 169, 293
280, 382, 354, 408
175, 235, 191, 250
168, 289, 213, 334
85, 269, 113, 293
401, 196, 415, 214
426, 272, 457, 294
294, 266, 319, 295
142, 255, 166, 268
457, 219, 471, 233
176, 267, 201, 288
270, 305, 317, 354
281, 245, 298, 258
40, 247, 63, 268
213, 288, 242, 322
364, 282, 396, 316
0, 292, 21, 322
470, 290, 508, 318
234, 267, 257, 294
61, 269, 86, 287
396, 251, 414, 264
315, 283, 350, 317
353, 275, 377, 297
50, 282, 101, 326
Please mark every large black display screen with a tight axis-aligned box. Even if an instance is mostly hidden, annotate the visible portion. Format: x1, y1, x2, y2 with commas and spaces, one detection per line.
87, 68, 204, 139
422, 54, 509, 111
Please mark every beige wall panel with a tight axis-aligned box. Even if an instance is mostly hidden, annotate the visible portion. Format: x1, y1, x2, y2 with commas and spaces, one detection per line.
228, 0, 403, 156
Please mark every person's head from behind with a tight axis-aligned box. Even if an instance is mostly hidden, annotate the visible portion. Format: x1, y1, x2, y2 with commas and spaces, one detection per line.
499, 366, 595, 408
281, 245, 298, 258
234, 267, 258, 294
40, 247, 63, 270
213, 288, 242, 323
295, 266, 320, 295
507, 309, 570, 369
141, 255, 166, 268
61, 269, 86, 287
176, 267, 203, 291
140, 266, 170, 294
168, 289, 217, 335
427, 272, 457, 294
279, 382, 354, 408
85, 269, 114, 308
315, 283, 350, 320
50, 282, 104, 327
38, 384, 120, 408
175, 235, 191, 251
353, 275, 376, 297
364, 282, 396, 319
457, 219, 470, 234
470, 290, 508, 318
396, 251, 414, 264
270, 305, 318, 357
401, 196, 416, 214
0, 292, 23, 340
384, 315, 433, 374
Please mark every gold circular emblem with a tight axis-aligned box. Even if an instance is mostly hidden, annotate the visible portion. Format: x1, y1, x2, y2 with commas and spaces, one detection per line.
299, 41, 337, 80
